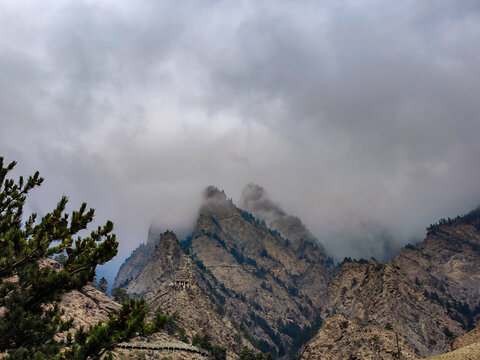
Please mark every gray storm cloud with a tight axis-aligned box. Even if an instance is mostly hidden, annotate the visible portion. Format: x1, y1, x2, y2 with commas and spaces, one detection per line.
1, 1, 480, 282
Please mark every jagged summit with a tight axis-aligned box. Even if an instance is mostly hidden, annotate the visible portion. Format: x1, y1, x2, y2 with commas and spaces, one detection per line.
124, 230, 192, 297
116, 185, 334, 358
240, 183, 287, 219
203, 185, 227, 200
113, 186, 480, 359
240, 183, 325, 253
200, 185, 236, 218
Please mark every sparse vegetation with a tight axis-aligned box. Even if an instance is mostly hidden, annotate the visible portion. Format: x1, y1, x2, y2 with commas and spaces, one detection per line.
250, 312, 283, 355
443, 327, 454, 338
177, 326, 189, 343
97, 276, 108, 294
111, 287, 131, 303
239, 347, 274, 360
427, 207, 480, 233
192, 333, 227, 359
192, 333, 213, 351
211, 345, 227, 360
288, 285, 299, 296
230, 247, 245, 264
279, 314, 323, 360
215, 303, 226, 316
260, 248, 271, 258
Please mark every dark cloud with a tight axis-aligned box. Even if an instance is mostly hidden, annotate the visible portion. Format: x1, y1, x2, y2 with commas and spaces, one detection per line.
1, 1, 480, 282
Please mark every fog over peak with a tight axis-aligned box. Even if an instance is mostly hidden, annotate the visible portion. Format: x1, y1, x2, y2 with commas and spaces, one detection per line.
240, 183, 321, 249
240, 183, 287, 219
1, 1, 480, 282
203, 185, 227, 202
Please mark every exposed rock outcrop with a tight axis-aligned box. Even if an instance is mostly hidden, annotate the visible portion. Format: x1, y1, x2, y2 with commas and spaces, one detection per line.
113, 226, 161, 289
424, 322, 480, 359
123, 230, 240, 359
115, 186, 480, 360
121, 186, 333, 358
61, 284, 121, 329
301, 208, 480, 360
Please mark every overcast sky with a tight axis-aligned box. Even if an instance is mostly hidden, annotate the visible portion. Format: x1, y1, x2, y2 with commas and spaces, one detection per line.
1, 1, 480, 283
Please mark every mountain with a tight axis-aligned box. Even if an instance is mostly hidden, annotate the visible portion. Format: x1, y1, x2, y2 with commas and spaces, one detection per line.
122, 230, 241, 359
60, 278, 209, 360
423, 322, 480, 359
61, 284, 121, 329
114, 185, 480, 360
117, 185, 333, 358
239, 183, 325, 253
300, 208, 480, 359
113, 226, 160, 289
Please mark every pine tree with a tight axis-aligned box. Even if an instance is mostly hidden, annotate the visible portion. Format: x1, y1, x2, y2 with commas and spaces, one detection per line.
97, 276, 108, 294
0, 157, 164, 359
111, 287, 130, 304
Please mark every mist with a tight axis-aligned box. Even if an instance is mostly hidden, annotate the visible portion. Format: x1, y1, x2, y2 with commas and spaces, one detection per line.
1, 1, 480, 284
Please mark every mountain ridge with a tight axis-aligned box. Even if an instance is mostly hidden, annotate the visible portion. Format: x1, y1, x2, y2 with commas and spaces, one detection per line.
116, 185, 333, 358
113, 185, 480, 360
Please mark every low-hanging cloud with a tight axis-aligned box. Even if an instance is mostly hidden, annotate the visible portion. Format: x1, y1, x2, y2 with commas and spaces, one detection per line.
1, 1, 480, 282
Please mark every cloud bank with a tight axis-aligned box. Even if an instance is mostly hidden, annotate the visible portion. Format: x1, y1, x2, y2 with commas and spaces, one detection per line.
1, 1, 480, 280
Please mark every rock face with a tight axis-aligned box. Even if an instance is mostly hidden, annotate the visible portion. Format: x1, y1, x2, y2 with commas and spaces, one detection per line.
301, 260, 458, 359
394, 212, 480, 316
301, 313, 417, 360
122, 230, 241, 359
113, 226, 160, 289
61, 285, 121, 329
301, 208, 480, 360
114, 332, 209, 360
424, 322, 480, 359
189, 187, 333, 354
120, 186, 333, 358
59, 264, 210, 360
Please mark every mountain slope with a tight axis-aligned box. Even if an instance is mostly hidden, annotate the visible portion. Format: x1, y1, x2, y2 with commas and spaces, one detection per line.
120, 186, 334, 358
187, 187, 332, 355
122, 230, 240, 359
424, 322, 480, 360
113, 226, 160, 289
301, 208, 480, 360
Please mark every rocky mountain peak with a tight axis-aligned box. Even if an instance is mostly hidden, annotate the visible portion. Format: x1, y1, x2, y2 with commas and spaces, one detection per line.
239, 183, 324, 253
116, 185, 335, 358
240, 183, 286, 219
146, 223, 162, 247
203, 185, 227, 200
200, 185, 236, 218
157, 230, 179, 248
